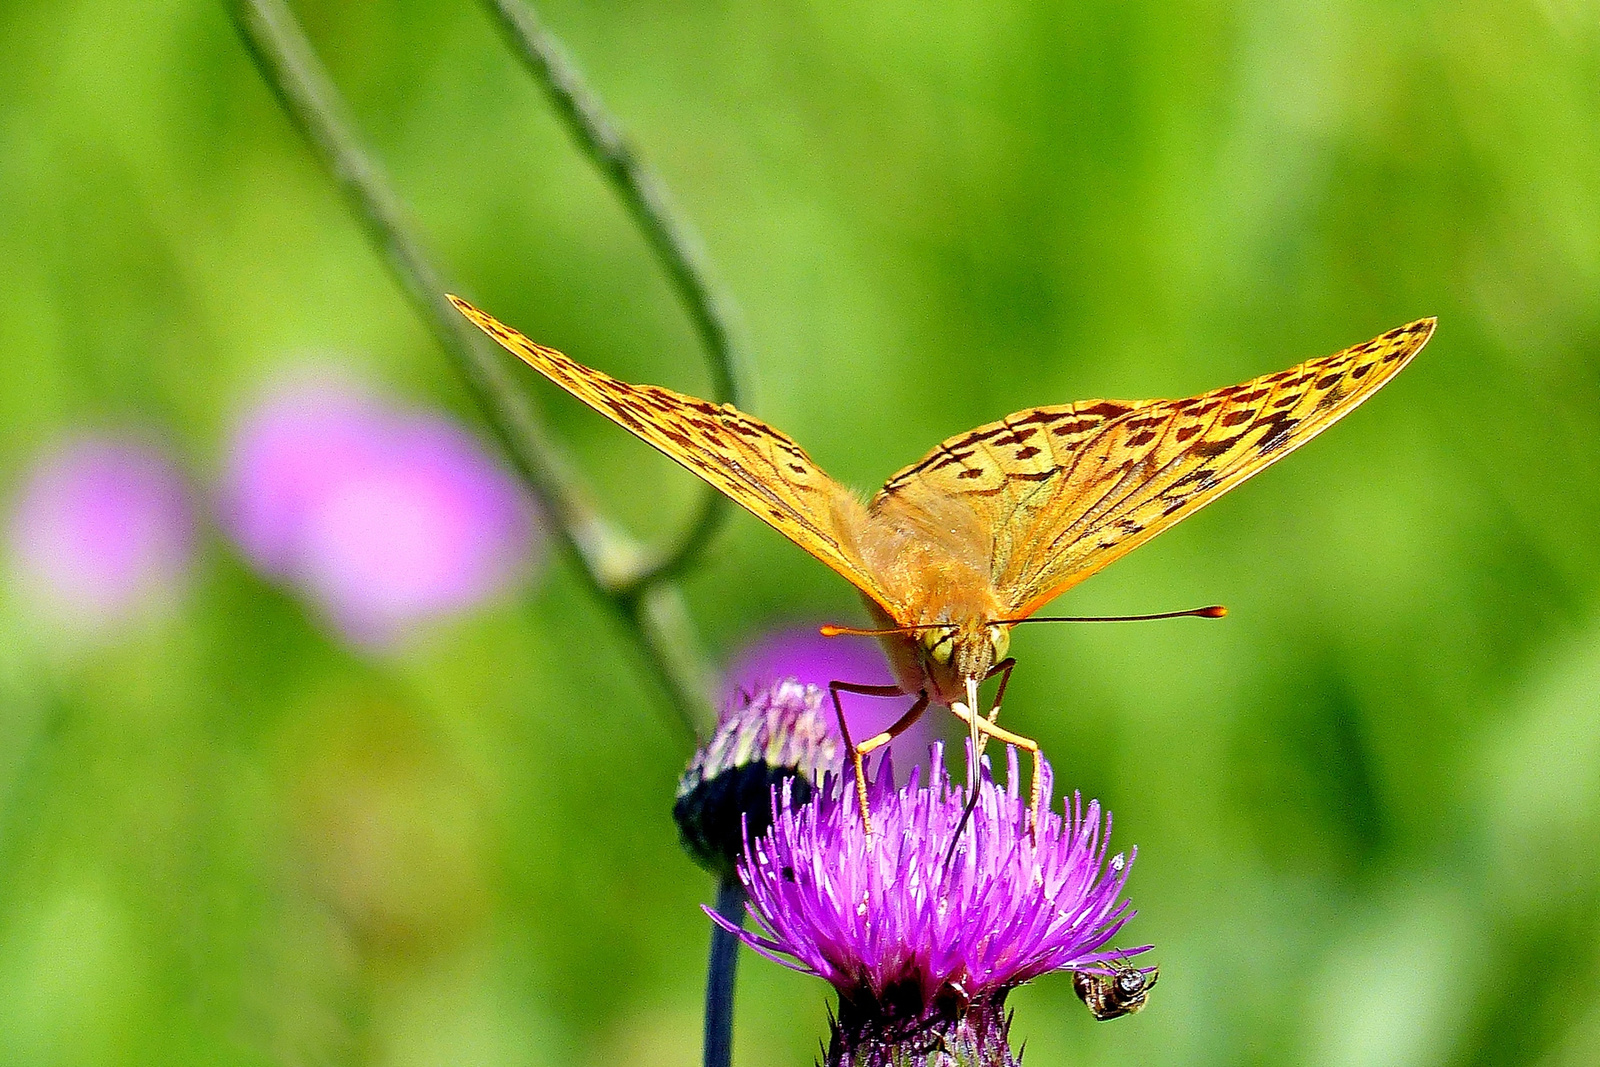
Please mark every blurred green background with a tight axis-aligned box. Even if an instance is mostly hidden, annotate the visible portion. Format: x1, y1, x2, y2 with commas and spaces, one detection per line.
3, 0, 1599, 1064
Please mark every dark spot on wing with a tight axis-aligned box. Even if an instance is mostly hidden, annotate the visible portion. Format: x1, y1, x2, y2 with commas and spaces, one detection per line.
1194, 435, 1244, 458
992, 428, 1041, 446
1080, 401, 1136, 418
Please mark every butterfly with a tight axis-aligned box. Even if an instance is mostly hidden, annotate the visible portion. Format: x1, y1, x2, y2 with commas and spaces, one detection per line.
449, 294, 1433, 826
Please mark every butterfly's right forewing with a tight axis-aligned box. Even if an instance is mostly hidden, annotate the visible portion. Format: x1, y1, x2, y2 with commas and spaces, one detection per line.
996, 319, 1436, 616
871, 319, 1434, 621
450, 296, 897, 615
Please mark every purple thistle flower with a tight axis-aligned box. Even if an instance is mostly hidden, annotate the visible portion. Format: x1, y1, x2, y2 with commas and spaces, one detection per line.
220, 370, 543, 647
712, 744, 1147, 1065
5, 434, 194, 630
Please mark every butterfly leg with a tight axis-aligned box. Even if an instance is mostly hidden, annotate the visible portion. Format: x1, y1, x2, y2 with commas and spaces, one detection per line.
946, 703, 1045, 832
856, 690, 931, 758
828, 680, 914, 834
985, 657, 1016, 724
980, 657, 1037, 829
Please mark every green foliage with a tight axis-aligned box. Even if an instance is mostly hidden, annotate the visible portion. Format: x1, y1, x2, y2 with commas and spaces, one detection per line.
2, 0, 1599, 1064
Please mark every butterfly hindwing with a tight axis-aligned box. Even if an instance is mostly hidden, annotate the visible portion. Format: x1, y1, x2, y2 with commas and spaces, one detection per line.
868, 399, 1145, 582
449, 296, 898, 615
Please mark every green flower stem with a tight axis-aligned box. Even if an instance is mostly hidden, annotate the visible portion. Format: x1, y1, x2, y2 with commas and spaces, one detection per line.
225, 0, 717, 738
478, 0, 749, 587
705, 877, 746, 1067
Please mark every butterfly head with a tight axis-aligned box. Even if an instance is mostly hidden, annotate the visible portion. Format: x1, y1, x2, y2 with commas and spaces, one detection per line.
918, 619, 1011, 703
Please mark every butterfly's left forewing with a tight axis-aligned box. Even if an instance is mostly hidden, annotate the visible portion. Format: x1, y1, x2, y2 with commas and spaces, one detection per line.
450, 296, 901, 616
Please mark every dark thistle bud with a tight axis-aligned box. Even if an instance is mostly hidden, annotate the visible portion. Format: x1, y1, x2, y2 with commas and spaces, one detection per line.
674, 679, 840, 879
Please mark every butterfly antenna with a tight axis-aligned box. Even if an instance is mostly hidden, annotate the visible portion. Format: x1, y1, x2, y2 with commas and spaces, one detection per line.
820, 622, 953, 638
996, 605, 1227, 625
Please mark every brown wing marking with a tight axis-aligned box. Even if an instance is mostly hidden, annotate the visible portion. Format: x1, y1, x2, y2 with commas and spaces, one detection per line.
449, 295, 897, 615
869, 400, 1147, 544
1000, 318, 1436, 617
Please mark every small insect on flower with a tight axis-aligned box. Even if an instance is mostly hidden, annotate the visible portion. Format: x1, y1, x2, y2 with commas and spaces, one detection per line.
1072, 954, 1160, 1021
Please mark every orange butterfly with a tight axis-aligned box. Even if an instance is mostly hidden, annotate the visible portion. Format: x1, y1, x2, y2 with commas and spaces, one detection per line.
450, 294, 1433, 824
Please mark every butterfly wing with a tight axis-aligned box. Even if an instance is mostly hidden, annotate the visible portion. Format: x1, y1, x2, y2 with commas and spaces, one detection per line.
450, 296, 898, 615
872, 319, 1435, 619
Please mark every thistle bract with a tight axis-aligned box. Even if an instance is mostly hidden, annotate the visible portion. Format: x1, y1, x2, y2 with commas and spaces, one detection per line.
725, 627, 934, 783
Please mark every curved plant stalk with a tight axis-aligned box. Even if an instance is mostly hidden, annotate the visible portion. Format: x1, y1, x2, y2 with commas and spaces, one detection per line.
226, 0, 723, 738
479, 0, 752, 587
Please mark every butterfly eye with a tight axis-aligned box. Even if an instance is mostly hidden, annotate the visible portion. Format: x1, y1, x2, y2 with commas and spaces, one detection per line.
988, 625, 1010, 662
922, 627, 956, 664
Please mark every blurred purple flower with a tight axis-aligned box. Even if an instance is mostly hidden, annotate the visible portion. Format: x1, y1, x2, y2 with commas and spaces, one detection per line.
726, 628, 935, 778
220, 371, 542, 646
5, 434, 194, 629
711, 745, 1145, 1064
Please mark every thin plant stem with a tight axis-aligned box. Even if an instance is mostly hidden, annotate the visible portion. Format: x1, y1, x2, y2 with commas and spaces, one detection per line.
226, 0, 717, 738
704, 877, 746, 1067
478, 0, 749, 585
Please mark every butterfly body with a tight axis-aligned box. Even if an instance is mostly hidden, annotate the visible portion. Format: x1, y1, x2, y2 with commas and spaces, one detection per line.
860, 595, 1007, 709
448, 292, 1434, 817
851, 502, 1010, 706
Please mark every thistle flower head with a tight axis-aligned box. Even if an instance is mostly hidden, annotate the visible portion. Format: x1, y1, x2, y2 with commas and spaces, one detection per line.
713, 744, 1147, 1064
674, 679, 841, 879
